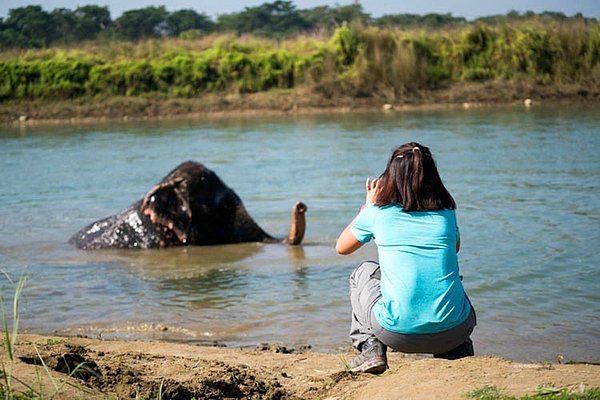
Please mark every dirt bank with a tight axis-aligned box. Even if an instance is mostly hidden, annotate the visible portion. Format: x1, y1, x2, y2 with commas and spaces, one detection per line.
2, 81, 598, 127
3, 334, 598, 399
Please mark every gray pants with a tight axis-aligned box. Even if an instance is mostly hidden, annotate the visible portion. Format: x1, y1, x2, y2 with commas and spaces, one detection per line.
349, 261, 476, 354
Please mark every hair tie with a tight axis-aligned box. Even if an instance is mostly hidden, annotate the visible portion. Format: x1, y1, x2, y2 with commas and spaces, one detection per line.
395, 147, 420, 160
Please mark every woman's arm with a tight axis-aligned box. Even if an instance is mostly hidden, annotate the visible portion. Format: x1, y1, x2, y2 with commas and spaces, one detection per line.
456, 221, 461, 253
335, 178, 380, 255
335, 218, 365, 254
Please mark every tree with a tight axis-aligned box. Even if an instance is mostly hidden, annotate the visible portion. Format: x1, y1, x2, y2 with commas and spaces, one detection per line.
2, 5, 53, 47
539, 11, 567, 21
301, 4, 370, 30
73, 5, 112, 40
299, 6, 331, 29
423, 13, 465, 27
165, 9, 215, 37
376, 13, 422, 28
376, 12, 465, 29
116, 6, 168, 40
328, 4, 370, 26
217, 1, 308, 38
50, 8, 77, 43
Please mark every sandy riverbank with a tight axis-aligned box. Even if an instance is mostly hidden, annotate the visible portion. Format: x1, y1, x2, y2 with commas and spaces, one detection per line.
2, 81, 598, 128
4, 334, 599, 399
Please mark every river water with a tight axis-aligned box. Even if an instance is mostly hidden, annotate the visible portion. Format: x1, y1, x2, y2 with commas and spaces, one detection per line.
0, 105, 598, 362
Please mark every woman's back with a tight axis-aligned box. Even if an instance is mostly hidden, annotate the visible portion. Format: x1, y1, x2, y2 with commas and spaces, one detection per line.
352, 204, 471, 334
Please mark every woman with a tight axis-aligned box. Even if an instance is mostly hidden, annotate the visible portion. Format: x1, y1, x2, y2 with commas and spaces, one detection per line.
336, 142, 476, 374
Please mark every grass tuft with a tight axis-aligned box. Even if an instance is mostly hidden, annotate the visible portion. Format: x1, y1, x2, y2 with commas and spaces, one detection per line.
467, 385, 507, 400
466, 385, 600, 400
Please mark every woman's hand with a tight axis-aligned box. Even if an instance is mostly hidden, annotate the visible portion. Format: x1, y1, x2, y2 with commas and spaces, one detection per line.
336, 177, 381, 255
365, 177, 381, 205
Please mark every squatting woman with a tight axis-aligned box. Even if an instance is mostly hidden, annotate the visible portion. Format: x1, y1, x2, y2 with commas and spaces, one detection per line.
336, 142, 476, 374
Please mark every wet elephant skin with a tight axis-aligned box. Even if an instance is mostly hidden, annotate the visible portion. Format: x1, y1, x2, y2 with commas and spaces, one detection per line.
69, 161, 306, 249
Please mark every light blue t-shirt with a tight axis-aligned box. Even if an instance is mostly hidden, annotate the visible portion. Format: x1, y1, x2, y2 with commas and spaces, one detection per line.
352, 204, 471, 334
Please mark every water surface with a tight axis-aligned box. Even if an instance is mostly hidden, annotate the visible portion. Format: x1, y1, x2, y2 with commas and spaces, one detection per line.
0, 105, 598, 362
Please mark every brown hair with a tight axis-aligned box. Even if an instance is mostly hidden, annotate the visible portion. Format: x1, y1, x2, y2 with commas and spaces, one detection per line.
376, 142, 456, 211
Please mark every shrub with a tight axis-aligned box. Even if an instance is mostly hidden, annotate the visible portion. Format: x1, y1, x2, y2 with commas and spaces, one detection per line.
0, 22, 599, 101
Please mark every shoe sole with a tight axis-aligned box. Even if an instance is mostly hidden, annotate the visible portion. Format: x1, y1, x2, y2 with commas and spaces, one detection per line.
349, 357, 387, 374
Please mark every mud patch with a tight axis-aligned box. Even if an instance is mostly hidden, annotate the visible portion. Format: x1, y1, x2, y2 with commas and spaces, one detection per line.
318, 370, 357, 394
96, 360, 287, 400
18, 341, 290, 399
184, 363, 285, 400
19, 342, 101, 381
254, 343, 312, 354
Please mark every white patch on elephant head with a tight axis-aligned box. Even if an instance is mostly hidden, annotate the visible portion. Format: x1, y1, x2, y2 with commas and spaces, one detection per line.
126, 212, 145, 237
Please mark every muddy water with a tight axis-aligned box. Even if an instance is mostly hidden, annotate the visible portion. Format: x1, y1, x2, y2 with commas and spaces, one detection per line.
0, 105, 599, 362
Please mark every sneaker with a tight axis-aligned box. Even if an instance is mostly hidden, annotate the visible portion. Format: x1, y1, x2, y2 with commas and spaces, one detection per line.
347, 337, 388, 374
433, 339, 474, 360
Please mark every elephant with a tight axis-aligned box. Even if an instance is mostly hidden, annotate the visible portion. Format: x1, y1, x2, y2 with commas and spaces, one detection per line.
69, 161, 307, 249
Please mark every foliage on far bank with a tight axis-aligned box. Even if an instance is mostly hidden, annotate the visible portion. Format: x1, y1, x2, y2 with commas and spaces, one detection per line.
1, 20, 599, 103
1, 2, 596, 48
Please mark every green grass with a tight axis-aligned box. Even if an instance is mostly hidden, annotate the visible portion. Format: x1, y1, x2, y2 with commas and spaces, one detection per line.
0, 273, 27, 399
468, 385, 506, 399
0, 273, 95, 399
466, 385, 600, 400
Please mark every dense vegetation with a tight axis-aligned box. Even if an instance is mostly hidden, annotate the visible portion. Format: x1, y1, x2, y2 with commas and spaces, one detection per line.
1, 2, 596, 47
3, 2, 452, 47
0, 2, 599, 105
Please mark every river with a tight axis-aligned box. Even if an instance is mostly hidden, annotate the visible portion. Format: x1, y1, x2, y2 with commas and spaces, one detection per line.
0, 104, 598, 362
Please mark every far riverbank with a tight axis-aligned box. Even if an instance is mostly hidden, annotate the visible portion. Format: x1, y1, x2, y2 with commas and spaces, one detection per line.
2, 81, 598, 127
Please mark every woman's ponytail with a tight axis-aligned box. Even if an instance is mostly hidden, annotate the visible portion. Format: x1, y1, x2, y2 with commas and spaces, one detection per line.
411, 146, 423, 204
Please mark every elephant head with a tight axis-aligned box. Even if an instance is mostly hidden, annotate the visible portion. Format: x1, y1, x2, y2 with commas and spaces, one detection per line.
69, 161, 307, 249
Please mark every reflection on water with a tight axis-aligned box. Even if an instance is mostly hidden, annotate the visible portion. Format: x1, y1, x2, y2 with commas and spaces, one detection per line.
0, 105, 599, 361
92, 244, 269, 279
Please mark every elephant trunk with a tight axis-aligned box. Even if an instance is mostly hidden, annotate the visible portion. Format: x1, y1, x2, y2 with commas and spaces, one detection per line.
286, 202, 307, 245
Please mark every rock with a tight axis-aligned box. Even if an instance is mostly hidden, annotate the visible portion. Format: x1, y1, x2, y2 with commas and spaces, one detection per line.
18, 115, 28, 122
256, 343, 293, 353
382, 103, 393, 110
524, 98, 533, 107
462, 102, 471, 109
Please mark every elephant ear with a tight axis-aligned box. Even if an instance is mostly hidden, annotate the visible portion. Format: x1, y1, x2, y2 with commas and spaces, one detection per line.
140, 176, 192, 243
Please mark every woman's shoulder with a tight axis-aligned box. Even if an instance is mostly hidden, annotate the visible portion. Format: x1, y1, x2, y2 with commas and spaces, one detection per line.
404, 208, 457, 222
422, 208, 456, 218
372, 205, 456, 224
